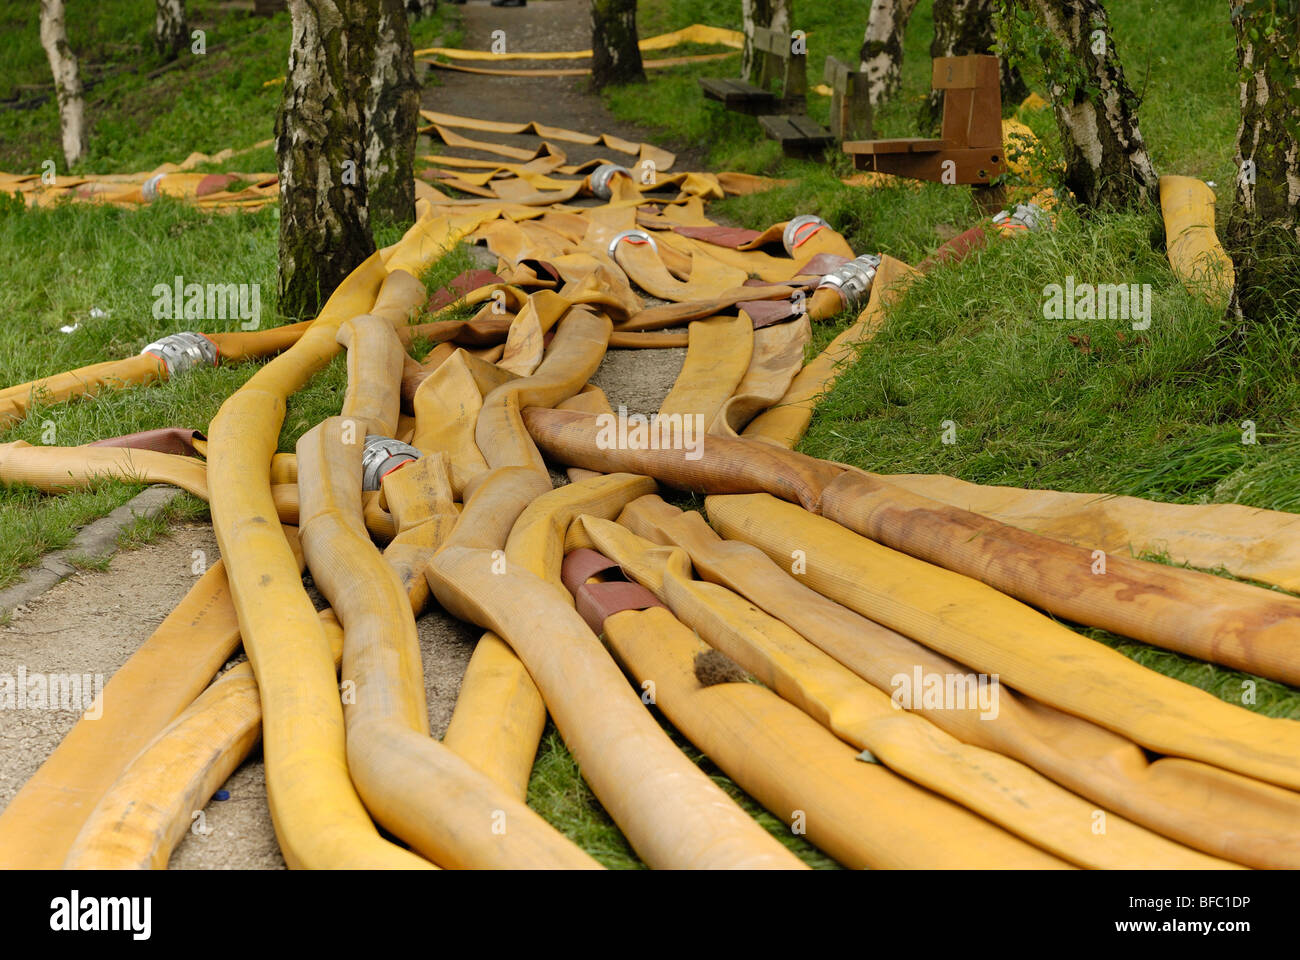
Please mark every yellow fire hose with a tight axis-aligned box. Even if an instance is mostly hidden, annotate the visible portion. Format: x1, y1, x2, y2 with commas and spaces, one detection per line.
614, 496, 1300, 869
582, 578, 1073, 869
1159, 175, 1234, 304
296, 418, 597, 868
0, 553, 266, 868
577, 516, 1231, 869
821, 469, 1300, 686
424, 467, 804, 868
707, 493, 1300, 793
202, 209, 483, 869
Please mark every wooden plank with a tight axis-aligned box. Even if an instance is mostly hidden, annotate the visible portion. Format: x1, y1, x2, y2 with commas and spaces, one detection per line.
843, 137, 949, 155
932, 55, 984, 90
751, 25, 789, 58
854, 147, 1006, 184
823, 55, 853, 92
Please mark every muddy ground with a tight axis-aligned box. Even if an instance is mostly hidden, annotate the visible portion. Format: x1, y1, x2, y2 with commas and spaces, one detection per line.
0, 0, 689, 869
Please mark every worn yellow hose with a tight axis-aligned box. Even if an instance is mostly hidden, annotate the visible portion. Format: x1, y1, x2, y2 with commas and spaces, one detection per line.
0, 553, 262, 867
658, 314, 753, 423
425, 467, 804, 868
579, 516, 1231, 869
744, 255, 917, 447
618, 495, 1300, 869
709, 493, 1300, 793
821, 469, 1300, 687
1159, 175, 1234, 303
296, 418, 597, 868
599, 606, 1071, 869
204, 218, 449, 868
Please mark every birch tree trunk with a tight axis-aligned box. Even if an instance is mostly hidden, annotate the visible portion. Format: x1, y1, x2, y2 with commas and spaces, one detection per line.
154, 0, 188, 61
922, 0, 1027, 130
1018, 0, 1158, 207
741, 0, 792, 85
860, 0, 920, 107
1226, 0, 1300, 321
591, 0, 645, 90
406, 0, 438, 15
366, 0, 420, 225
275, 0, 379, 318
39, 0, 87, 169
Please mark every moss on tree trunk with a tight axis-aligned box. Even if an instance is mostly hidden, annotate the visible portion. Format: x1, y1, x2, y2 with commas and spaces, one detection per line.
275, 0, 379, 319
1226, 0, 1300, 322
591, 0, 645, 91
154, 0, 188, 61
1010, 0, 1158, 207
366, 0, 420, 227
860, 0, 920, 108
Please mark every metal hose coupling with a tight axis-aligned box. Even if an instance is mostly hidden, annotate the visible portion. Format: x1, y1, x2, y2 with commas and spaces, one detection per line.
815, 254, 882, 309
991, 202, 1048, 234
588, 163, 632, 200
141, 172, 166, 203
607, 229, 658, 260
783, 214, 830, 256
361, 435, 421, 491
140, 331, 219, 376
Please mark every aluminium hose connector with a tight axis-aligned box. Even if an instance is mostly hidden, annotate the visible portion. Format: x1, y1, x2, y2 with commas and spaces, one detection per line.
815, 253, 882, 309
361, 435, 421, 491
589, 163, 631, 200
141, 172, 166, 202
991, 202, 1048, 233
607, 229, 658, 260
140, 331, 219, 376
783, 215, 830, 256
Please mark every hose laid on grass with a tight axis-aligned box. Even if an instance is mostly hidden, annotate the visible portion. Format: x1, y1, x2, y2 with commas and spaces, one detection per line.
708, 493, 1300, 793
1159, 176, 1234, 303
425, 467, 805, 868
821, 469, 1300, 687
577, 516, 1231, 869
617, 495, 1300, 869
588, 593, 1073, 870
743, 254, 918, 448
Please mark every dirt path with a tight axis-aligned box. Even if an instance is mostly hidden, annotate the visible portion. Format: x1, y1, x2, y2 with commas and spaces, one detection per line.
0, 0, 688, 869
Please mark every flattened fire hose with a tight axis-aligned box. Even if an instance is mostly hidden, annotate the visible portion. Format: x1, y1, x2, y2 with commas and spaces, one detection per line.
424, 467, 805, 869
616, 496, 1300, 870
525, 408, 1300, 685
0, 554, 270, 868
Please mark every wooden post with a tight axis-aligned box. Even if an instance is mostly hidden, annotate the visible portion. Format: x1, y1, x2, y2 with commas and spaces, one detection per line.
824, 56, 872, 140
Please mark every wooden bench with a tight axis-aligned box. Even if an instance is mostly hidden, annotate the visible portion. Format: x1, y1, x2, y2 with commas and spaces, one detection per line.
823, 56, 872, 141
842, 54, 1005, 185
700, 25, 806, 116
701, 25, 834, 157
